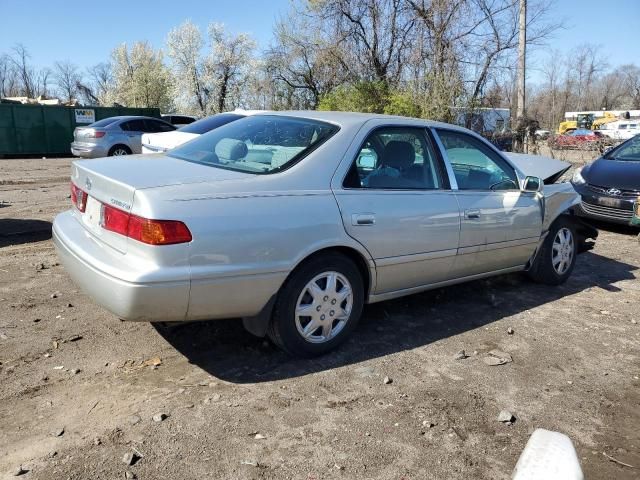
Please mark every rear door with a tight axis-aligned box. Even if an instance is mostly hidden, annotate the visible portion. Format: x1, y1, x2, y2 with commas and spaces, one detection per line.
120, 119, 147, 153
334, 126, 460, 294
433, 128, 542, 277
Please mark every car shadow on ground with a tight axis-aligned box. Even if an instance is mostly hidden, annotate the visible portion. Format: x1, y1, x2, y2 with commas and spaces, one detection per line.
0, 219, 52, 247
154, 251, 637, 384
586, 219, 639, 237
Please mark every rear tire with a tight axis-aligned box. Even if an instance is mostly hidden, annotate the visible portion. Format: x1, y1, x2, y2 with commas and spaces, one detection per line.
108, 145, 131, 156
527, 217, 577, 285
268, 252, 364, 357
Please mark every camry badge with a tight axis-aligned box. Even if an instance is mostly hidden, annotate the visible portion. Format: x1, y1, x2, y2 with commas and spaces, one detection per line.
606, 188, 621, 196
85, 177, 92, 191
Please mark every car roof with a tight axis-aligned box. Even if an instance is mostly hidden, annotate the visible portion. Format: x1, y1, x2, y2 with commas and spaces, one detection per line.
250, 110, 469, 131
107, 116, 168, 122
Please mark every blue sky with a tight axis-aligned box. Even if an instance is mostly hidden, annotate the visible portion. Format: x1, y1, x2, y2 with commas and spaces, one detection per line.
0, 0, 638, 85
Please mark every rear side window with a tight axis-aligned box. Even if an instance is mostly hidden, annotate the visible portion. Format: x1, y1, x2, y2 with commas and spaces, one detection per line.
120, 119, 146, 132
344, 127, 443, 189
179, 114, 244, 134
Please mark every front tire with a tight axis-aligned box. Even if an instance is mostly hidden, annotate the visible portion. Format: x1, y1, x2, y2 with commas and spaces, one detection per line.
527, 217, 577, 285
268, 253, 364, 357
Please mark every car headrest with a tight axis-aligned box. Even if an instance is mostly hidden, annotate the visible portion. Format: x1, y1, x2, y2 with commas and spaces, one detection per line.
382, 141, 415, 169
215, 138, 248, 161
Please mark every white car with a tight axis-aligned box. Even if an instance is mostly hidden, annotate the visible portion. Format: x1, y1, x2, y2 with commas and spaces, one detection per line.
141, 110, 265, 154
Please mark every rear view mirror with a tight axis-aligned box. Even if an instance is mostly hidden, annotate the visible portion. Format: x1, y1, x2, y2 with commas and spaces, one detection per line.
523, 176, 542, 193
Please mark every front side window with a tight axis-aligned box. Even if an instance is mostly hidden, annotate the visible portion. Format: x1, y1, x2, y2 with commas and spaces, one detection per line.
436, 129, 518, 190
168, 115, 338, 174
344, 127, 442, 189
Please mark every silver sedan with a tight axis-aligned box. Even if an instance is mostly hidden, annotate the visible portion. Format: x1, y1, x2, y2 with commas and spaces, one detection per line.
71, 116, 176, 158
54, 112, 597, 357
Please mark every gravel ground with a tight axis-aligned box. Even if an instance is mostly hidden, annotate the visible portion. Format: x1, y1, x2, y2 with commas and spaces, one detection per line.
0, 155, 639, 480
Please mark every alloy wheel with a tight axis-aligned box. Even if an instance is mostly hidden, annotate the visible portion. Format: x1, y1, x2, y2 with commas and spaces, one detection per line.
294, 271, 353, 344
552, 227, 574, 275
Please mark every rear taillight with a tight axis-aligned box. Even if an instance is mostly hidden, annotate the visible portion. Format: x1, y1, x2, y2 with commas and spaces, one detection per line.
70, 182, 87, 212
101, 204, 192, 245
86, 130, 105, 138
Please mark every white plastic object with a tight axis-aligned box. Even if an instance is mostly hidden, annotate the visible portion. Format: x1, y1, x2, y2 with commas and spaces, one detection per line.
512, 428, 584, 480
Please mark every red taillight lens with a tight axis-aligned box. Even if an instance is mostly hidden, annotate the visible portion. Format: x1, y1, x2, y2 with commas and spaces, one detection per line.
128, 216, 192, 245
86, 130, 105, 138
101, 204, 192, 245
70, 182, 87, 212
101, 204, 130, 236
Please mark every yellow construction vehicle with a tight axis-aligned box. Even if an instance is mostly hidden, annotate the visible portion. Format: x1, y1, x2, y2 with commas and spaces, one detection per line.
557, 112, 619, 134
591, 112, 618, 129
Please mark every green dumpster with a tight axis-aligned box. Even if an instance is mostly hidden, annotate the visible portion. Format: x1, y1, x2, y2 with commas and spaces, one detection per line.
0, 103, 161, 156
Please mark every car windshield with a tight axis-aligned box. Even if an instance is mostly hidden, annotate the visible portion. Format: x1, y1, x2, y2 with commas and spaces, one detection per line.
89, 118, 118, 128
168, 115, 339, 174
604, 135, 640, 161
178, 113, 245, 134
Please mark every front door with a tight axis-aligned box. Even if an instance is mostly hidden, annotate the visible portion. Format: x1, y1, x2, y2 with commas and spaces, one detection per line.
334, 126, 460, 294
433, 129, 542, 277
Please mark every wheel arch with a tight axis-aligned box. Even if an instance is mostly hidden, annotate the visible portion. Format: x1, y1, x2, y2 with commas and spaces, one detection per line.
108, 144, 132, 156
242, 244, 376, 338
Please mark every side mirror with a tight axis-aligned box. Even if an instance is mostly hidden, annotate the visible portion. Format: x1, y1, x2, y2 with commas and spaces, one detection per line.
523, 176, 543, 193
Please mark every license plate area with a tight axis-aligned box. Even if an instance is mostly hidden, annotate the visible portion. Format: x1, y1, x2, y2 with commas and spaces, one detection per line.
83, 196, 103, 230
597, 196, 622, 208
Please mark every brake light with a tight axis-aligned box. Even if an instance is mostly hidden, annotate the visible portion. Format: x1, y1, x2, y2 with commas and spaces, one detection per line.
101, 204, 192, 245
86, 130, 105, 138
70, 182, 87, 212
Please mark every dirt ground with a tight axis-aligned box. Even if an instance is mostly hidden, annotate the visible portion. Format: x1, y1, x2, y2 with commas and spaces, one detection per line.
1, 152, 639, 480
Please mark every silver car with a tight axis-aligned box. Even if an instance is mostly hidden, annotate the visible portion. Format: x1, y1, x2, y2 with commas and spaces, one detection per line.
54, 112, 597, 357
71, 116, 176, 158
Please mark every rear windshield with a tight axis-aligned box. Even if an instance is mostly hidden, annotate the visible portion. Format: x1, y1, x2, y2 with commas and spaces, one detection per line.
168, 115, 339, 174
604, 135, 640, 162
178, 113, 244, 134
89, 118, 118, 128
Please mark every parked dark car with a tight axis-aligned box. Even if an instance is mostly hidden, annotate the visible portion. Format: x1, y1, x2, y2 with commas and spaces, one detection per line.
572, 134, 640, 226
161, 114, 198, 127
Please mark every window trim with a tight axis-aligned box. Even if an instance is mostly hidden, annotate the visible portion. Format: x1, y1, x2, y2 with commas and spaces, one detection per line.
432, 127, 520, 192
341, 125, 450, 191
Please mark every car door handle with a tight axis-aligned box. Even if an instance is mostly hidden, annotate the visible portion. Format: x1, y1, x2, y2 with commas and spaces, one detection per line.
352, 213, 376, 226
464, 209, 481, 219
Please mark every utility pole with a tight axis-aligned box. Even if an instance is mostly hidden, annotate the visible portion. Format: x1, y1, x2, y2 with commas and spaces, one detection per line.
516, 0, 527, 151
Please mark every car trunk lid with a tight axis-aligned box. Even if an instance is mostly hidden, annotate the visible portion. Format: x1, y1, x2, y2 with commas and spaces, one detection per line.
70, 154, 253, 252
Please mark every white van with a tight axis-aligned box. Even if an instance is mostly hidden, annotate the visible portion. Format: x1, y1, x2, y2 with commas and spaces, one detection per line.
599, 120, 640, 140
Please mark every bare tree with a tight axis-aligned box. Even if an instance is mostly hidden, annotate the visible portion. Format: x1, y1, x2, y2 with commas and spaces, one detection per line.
8, 44, 37, 97
53, 60, 81, 102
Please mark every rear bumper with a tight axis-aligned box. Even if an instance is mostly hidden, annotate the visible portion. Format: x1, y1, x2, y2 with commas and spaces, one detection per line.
53, 211, 190, 321
53, 210, 287, 322
70, 142, 108, 158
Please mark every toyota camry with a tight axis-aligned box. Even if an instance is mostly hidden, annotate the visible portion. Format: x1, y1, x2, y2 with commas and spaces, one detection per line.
54, 112, 597, 357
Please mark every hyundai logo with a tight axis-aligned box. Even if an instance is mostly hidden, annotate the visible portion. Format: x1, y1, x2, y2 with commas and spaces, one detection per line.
85, 177, 92, 191
606, 188, 621, 196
